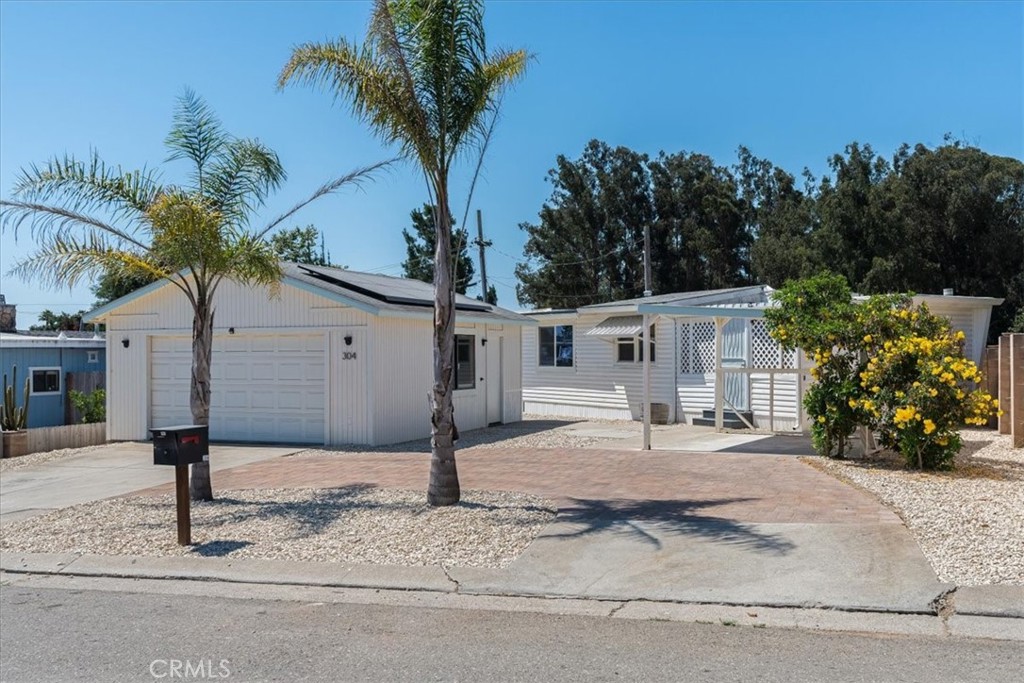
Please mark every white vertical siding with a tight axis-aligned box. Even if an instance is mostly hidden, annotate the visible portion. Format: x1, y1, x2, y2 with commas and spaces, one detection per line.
501, 326, 523, 424
109, 278, 372, 331
106, 332, 150, 440
372, 318, 506, 445
522, 314, 677, 420
104, 278, 524, 446
328, 328, 371, 445
105, 279, 371, 442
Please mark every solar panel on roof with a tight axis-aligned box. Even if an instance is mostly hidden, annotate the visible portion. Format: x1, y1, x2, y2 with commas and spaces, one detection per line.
296, 265, 492, 312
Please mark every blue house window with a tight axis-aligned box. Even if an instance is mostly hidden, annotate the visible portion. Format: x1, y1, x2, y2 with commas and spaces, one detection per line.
30, 367, 61, 395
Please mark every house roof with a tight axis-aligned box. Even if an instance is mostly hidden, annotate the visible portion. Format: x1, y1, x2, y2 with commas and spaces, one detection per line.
526, 285, 773, 318
0, 331, 106, 348
86, 262, 532, 326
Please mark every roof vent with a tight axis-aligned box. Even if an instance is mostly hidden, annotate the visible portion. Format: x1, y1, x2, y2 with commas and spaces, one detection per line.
942, 288, 954, 296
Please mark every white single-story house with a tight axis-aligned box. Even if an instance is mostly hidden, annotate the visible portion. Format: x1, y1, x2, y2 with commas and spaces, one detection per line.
87, 263, 530, 446
522, 287, 1002, 432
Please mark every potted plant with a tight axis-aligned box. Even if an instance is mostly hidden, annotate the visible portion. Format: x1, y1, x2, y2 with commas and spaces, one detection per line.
1, 366, 30, 458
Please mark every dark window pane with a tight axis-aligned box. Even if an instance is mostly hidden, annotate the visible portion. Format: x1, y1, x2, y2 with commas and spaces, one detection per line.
556, 343, 573, 367
556, 325, 573, 344
617, 339, 634, 362
539, 326, 554, 366
32, 370, 59, 393
455, 336, 475, 389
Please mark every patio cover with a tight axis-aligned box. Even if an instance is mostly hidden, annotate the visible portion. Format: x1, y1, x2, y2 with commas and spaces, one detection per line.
585, 315, 645, 336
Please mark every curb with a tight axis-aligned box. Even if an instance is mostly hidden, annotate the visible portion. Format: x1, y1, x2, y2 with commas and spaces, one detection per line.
2, 551, 1021, 641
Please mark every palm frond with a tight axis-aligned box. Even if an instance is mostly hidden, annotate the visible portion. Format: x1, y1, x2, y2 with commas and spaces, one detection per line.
165, 88, 229, 192
204, 138, 286, 226
254, 158, 395, 239
9, 150, 161, 231
7, 230, 169, 292
279, 38, 433, 169
0, 199, 151, 251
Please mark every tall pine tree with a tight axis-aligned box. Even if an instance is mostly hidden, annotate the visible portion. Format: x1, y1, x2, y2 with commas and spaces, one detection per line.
402, 204, 476, 295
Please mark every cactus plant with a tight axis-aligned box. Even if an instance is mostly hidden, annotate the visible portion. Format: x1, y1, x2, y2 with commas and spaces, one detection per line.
2, 366, 30, 431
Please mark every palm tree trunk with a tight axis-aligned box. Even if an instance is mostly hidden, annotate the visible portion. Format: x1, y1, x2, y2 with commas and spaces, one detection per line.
189, 300, 214, 501
427, 180, 460, 506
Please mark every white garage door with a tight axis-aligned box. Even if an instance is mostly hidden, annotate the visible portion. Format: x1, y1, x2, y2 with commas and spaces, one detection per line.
151, 333, 326, 444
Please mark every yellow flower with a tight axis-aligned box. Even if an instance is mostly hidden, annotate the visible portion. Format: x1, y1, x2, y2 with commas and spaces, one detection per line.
863, 334, 873, 343
928, 388, 938, 397
817, 416, 826, 424
923, 419, 936, 435
955, 330, 965, 341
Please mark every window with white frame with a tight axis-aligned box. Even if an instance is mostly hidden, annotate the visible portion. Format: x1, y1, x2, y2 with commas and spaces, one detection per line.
538, 325, 573, 367
455, 335, 476, 390
30, 367, 61, 395
87, 350, 99, 364
615, 325, 656, 363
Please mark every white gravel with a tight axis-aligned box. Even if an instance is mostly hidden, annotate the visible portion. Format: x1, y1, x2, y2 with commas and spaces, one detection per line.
809, 429, 1023, 586
0, 444, 108, 474
0, 487, 556, 569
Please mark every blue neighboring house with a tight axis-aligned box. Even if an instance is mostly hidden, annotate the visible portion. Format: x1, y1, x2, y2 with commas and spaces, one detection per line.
0, 331, 106, 428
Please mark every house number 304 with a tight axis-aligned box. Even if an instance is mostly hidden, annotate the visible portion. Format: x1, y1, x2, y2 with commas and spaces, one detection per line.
342, 351, 357, 360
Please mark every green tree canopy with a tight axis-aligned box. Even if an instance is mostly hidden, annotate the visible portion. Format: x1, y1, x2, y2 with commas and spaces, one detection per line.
30, 309, 91, 332
270, 224, 334, 266
401, 204, 475, 294
516, 140, 652, 308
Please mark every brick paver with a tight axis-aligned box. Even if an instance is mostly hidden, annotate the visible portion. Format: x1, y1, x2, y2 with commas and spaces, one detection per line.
139, 447, 899, 525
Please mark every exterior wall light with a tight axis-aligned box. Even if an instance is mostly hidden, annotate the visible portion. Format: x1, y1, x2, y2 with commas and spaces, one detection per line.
344, 335, 353, 346
121, 338, 130, 348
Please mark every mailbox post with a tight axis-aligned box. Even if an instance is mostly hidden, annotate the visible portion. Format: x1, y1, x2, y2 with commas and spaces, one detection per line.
150, 425, 209, 545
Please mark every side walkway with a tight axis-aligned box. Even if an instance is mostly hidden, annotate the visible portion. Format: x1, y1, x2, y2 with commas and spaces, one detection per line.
0, 443, 304, 524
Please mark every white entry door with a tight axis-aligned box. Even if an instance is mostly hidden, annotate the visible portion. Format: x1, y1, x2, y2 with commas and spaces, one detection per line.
722, 318, 750, 412
150, 333, 326, 444
486, 335, 503, 425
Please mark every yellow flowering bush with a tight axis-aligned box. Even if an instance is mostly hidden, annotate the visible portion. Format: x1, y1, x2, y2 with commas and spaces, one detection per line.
861, 327, 999, 469
766, 273, 999, 469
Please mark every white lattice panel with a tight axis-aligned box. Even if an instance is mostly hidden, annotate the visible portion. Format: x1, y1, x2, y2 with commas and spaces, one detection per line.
680, 321, 715, 374
750, 319, 796, 369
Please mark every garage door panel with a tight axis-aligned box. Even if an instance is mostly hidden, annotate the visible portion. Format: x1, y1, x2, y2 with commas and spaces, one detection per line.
150, 333, 326, 443
251, 363, 275, 381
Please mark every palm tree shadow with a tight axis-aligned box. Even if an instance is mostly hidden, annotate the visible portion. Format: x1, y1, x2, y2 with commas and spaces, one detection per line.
550, 498, 796, 556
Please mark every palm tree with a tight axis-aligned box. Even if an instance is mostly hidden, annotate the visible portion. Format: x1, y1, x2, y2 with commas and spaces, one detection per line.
1, 90, 386, 500
279, 0, 528, 506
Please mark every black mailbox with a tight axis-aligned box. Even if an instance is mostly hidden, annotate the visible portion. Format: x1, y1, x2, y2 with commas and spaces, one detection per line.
151, 425, 209, 466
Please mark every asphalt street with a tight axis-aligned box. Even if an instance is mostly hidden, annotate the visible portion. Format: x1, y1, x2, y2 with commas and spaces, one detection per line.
1, 582, 1021, 683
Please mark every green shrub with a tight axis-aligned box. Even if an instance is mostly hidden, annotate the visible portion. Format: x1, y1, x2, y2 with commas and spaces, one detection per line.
69, 389, 106, 424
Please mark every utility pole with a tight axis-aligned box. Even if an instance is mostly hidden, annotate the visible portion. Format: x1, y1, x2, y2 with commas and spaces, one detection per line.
642, 223, 652, 450
476, 209, 490, 303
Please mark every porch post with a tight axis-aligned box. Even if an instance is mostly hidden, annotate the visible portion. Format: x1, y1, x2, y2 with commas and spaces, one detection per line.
714, 317, 725, 431
642, 312, 651, 450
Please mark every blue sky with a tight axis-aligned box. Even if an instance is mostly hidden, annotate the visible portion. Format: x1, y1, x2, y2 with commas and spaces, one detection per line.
1, 0, 1021, 322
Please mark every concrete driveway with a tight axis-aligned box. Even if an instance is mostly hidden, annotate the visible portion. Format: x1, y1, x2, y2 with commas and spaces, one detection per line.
0, 443, 304, 524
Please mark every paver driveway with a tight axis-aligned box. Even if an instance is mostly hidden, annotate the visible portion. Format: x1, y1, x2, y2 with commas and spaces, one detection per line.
136, 444, 946, 611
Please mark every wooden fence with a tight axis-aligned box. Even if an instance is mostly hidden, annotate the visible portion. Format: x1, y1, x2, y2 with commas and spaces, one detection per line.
26, 422, 107, 454
65, 371, 105, 425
